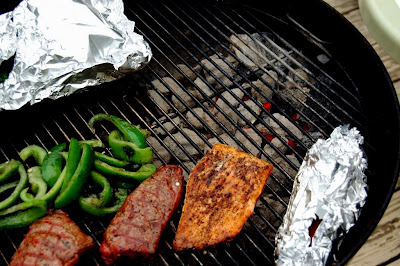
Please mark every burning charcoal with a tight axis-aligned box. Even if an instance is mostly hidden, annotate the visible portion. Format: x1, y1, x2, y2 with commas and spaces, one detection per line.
152, 159, 164, 168
201, 56, 235, 88
174, 63, 198, 81
204, 137, 220, 153
251, 71, 278, 104
267, 113, 303, 141
269, 154, 299, 194
164, 128, 205, 161
171, 87, 201, 111
147, 90, 172, 114
278, 83, 310, 111
182, 161, 196, 182
262, 136, 289, 161
194, 77, 214, 98
153, 116, 182, 136
258, 194, 289, 241
213, 88, 244, 134
215, 88, 244, 107
234, 127, 262, 156
185, 107, 204, 130
220, 132, 240, 150
147, 136, 172, 163
251, 194, 288, 240
301, 131, 326, 149
237, 100, 261, 127
288, 68, 311, 87
204, 132, 239, 153
229, 33, 270, 71
202, 110, 224, 135
151, 78, 171, 94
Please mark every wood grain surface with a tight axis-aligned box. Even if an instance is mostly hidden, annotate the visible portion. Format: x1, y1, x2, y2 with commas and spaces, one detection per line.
323, 0, 400, 265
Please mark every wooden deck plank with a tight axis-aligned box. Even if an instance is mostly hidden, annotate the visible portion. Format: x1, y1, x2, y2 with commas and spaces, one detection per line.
324, 0, 358, 14
349, 190, 400, 265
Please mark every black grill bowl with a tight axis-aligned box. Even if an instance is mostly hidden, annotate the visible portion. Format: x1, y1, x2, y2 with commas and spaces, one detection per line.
0, 0, 399, 265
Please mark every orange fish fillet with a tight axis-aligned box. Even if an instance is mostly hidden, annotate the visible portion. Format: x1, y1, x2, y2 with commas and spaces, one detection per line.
173, 144, 273, 251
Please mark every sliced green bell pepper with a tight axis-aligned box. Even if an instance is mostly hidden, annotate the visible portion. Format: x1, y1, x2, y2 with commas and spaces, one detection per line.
0, 162, 28, 211
89, 113, 149, 149
94, 159, 156, 182
62, 138, 81, 193
94, 151, 130, 168
40, 166, 66, 204
79, 188, 128, 216
19, 145, 47, 165
80, 139, 105, 148
0, 159, 20, 183
54, 143, 94, 209
108, 130, 153, 164
0, 200, 47, 230
20, 166, 47, 202
82, 171, 112, 208
0, 181, 19, 195
42, 143, 66, 187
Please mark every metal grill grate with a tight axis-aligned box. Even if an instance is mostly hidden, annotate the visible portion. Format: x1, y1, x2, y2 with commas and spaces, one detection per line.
0, 0, 397, 265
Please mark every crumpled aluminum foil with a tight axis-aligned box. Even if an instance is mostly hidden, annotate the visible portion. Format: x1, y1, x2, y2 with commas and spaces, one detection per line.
275, 125, 368, 265
0, 0, 152, 111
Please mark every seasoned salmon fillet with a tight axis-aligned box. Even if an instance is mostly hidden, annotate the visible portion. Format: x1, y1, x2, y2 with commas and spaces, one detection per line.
173, 144, 273, 251
10, 210, 94, 266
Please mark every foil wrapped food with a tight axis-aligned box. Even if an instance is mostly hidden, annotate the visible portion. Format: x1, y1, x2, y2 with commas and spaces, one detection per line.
275, 125, 368, 265
0, 0, 152, 111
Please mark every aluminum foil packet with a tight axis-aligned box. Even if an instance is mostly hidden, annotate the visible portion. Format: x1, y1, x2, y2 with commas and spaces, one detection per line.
275, 125, 368, 265
0, 0, 152, 111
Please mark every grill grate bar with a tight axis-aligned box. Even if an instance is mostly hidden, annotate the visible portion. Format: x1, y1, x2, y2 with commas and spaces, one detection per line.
253, 208, 279, 234
0, 248, 8, 266
234, 243, 257, 266
227, 6, 367, 126
242, 230, 274, 264
223, 249, 240, 266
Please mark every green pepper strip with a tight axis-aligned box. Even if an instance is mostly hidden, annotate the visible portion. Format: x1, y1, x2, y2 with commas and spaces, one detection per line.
0, 200, 47, 230
89, 113, 149, 149
61, 138, 82, 193
40, 167, 66, 204
19, 145, 47, 165
108, 130, 153, 164
0, 163, 28, 211
80, 139, 104, 149
94, 159, 156, 182
0, 181, 19, 195
0, 159, 20, 183
79, 188, 128, 216
20, 166, 47, 202
94, 152, 130, 168
54, 143, 94, 209
82, 171, 112, 208
42, 143, 66, 187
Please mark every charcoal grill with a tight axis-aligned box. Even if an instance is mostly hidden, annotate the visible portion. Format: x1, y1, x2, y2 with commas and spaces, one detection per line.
0, 0, 399, 265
